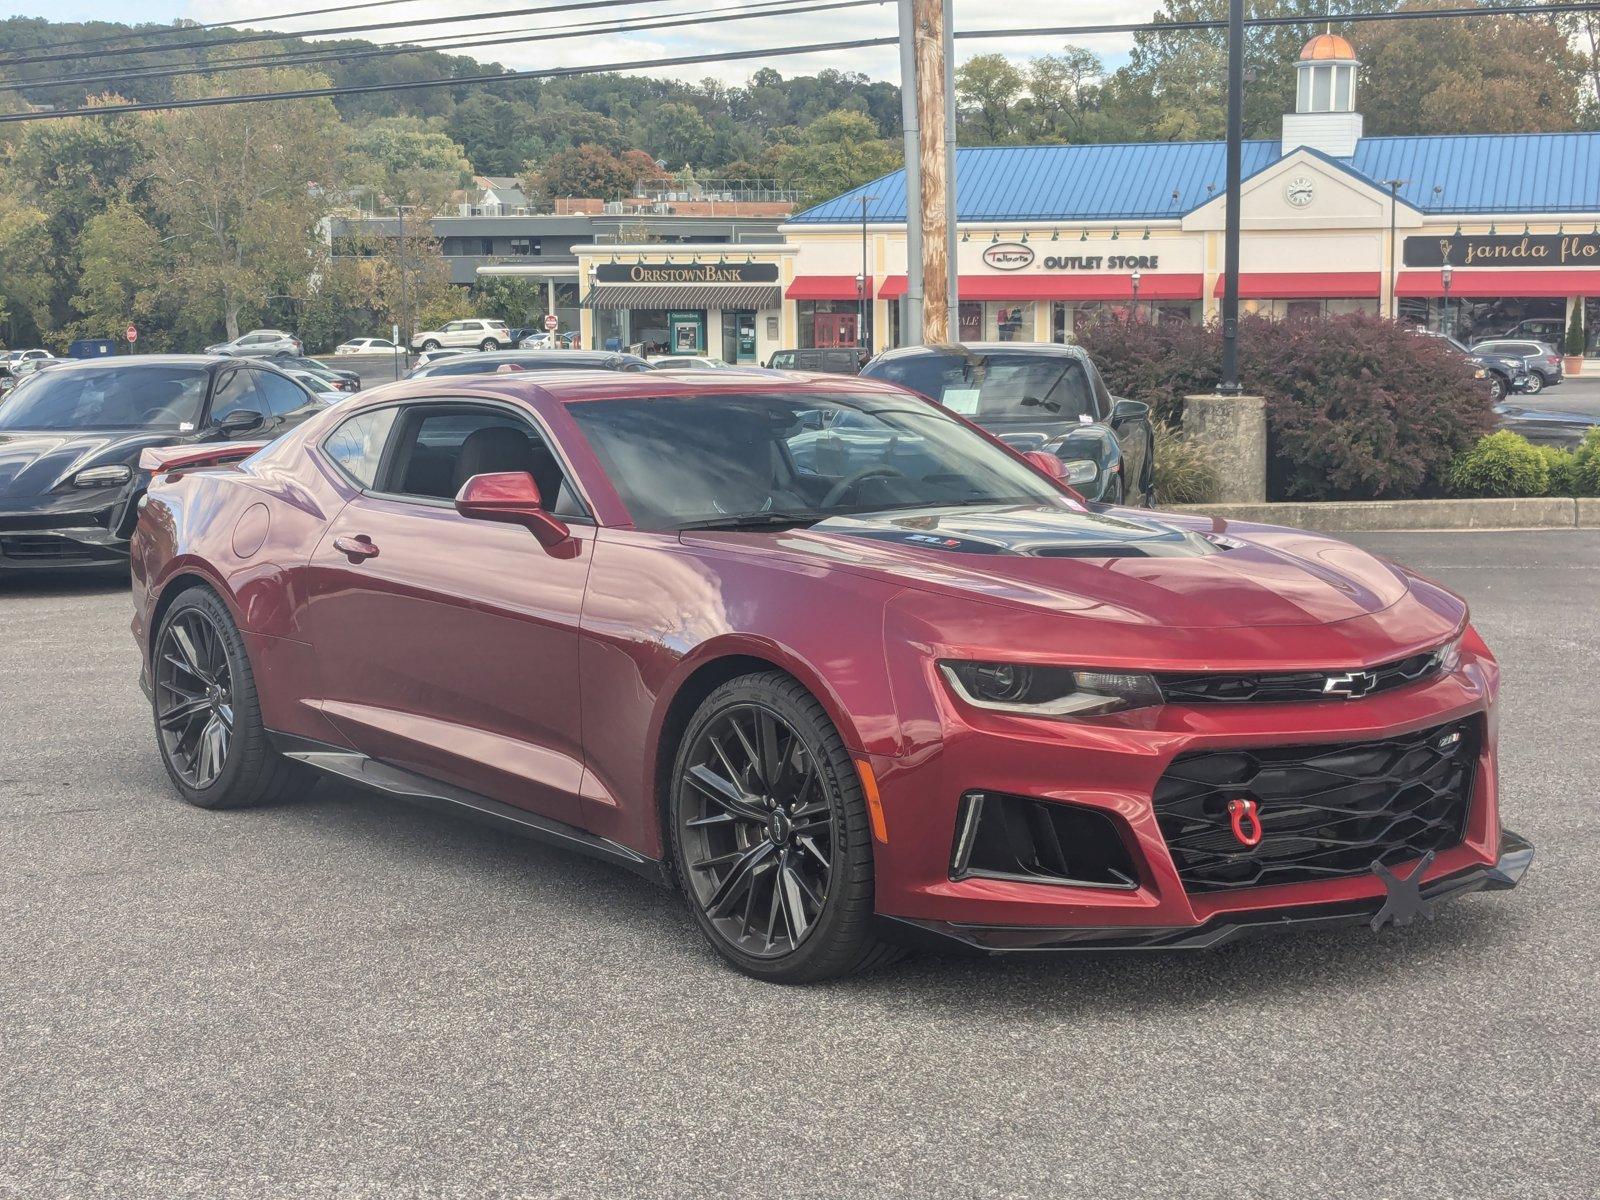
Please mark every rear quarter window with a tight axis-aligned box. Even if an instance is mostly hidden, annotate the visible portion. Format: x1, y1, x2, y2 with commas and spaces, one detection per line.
323, 407, 398, 488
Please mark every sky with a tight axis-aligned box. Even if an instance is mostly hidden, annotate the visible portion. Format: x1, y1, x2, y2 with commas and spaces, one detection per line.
2, 0, 1150, 88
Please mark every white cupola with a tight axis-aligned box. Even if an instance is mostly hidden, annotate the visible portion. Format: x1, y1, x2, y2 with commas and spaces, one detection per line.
1281, 32, 1364, 158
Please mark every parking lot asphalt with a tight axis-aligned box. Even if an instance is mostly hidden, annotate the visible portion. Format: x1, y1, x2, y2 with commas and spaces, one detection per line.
2, 530, 1596, 1199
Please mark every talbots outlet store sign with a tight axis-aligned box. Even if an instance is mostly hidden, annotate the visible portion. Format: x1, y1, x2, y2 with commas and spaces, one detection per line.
1404, 232, 1600, 268
978, 242, 1164, 273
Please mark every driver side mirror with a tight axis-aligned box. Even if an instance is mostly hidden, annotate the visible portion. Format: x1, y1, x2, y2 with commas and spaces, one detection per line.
1110, 398, 1150, 428
217, 409, 265, 434
455, 471, 573, 554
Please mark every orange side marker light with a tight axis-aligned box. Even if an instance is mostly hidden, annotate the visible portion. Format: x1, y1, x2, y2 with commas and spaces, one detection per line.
856, 758, 888, 844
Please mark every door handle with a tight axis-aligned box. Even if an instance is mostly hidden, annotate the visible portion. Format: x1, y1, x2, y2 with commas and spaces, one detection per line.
333, 534, 379, 562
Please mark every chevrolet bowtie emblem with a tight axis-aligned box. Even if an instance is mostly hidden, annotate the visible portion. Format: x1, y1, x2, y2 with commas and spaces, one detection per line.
1323, 669, 1379, 699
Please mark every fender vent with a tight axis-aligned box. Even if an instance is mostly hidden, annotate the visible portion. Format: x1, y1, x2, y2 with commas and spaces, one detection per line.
951, 792, 1138, 889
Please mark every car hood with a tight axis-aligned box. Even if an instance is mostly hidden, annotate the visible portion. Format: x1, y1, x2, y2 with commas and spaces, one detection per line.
0, 429, 181, 498
705, 504, 1418, 630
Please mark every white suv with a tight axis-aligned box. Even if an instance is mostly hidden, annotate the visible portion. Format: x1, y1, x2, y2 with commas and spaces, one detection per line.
410, 319, 510, 352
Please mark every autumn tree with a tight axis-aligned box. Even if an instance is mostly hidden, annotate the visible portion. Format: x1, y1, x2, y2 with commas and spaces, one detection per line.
525, 143, 638, 201
1355, 1, 1586, 135
136, 69, 345, 339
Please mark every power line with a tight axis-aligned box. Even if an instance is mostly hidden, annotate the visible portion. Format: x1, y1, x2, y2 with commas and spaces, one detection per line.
6, 3, 1597, 124
0, 0, 685, 69
0, 0, 878, 96
0, 2, 419, 60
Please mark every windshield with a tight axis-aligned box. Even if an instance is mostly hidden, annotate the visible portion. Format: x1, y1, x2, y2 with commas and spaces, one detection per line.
567, 391, 1067, 530
868, 352, 1103, 427
0, 365, 209, 431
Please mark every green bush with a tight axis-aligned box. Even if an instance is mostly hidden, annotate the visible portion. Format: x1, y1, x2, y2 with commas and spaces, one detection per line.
1447, 432, 1551, 497
1150, 422, 1221, 504
1573, 427, 1600, 495
1078, 313, 1494, 502
1537, 445, 1580, 496
1566, 306, 1586, 358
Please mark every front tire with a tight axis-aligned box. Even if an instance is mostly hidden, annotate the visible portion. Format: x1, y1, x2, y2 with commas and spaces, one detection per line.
668, 672, 897, 982
1487, 372, 1507, 402
421, 339, 441, 351
152, 586, 307, 809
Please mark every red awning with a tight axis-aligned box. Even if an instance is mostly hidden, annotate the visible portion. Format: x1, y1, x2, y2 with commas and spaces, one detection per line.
1212, 272, 1381, 299
1396, 269, 1600, 298
877, 274, 1203, 301
785, 275, 873, 300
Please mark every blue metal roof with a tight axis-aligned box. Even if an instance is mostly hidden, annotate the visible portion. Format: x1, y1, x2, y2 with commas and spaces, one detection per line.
788, 133, 1600, 224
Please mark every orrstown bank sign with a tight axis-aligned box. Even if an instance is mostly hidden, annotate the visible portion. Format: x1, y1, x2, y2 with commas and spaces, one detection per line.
594, 262, 780, 283
1404, 232, 1600, 268
981, 242, 1159, 272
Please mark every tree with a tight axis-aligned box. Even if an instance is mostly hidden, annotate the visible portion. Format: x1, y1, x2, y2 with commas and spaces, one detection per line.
956, 54, 1026, 143
70, 200, 172, 346
640, 102, 713, 170
1355, 2, 1585, 135
527, 143, 637, 201
0, 191, 52, 345
1024, 49, 1111, 142
770, 110, 900, 206
347, 116, 471, 209
136, 69, 344, 339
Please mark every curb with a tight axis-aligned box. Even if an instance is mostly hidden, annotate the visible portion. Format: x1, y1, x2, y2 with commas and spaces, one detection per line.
1171, 496, 1600, 533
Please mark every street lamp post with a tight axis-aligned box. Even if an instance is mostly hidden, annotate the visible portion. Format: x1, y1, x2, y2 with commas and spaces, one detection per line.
1384, 178, 1408, 319
1130, 269, 1142, 320
858, 194, 876, 355
1217, 0, 1244, 394
1441, 263, 1454, 338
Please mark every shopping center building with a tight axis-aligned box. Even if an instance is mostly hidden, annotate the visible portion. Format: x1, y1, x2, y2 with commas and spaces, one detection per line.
574, 33, 1600, 357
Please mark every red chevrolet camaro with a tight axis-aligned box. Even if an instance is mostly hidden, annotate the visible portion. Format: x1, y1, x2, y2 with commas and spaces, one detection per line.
130, 370, 1532, 981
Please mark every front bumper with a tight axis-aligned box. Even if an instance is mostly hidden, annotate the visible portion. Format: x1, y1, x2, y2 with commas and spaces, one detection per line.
0, 493, 133, 569
886, 829, 1533, 951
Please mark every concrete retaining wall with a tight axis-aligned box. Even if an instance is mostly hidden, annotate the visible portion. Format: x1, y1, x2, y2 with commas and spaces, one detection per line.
1171, 496, 1600, 533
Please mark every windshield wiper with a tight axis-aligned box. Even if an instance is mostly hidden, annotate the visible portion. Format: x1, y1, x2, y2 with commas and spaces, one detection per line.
674, 511, 821, 531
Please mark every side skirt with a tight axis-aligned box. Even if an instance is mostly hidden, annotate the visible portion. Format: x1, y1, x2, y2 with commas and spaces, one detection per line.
269, 733, 669, 887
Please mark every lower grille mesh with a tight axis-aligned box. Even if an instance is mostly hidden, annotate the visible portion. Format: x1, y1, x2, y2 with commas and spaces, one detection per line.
1152, 719, 1478, 893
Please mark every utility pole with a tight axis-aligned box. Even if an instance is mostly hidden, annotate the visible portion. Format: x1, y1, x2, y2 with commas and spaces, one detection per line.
1218, 0, 1244, 394
942, 0, 958, 340
912, 0, 950, 343
396, 205, 412, 366
897, 0, 923, 345
858, 193, 876, 355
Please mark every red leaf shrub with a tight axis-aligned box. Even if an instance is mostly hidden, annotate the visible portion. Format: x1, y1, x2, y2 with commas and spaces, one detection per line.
1076, 313, 1494, 501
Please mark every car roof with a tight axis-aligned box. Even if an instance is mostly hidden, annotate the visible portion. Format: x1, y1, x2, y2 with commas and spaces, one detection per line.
37, 354, 235, 370
419, 350, 644, 368
345, 370, 910, 410
870, 341, 1090, 362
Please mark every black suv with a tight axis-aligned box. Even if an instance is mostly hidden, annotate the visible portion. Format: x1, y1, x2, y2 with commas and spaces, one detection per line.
861, 342, 1154, 505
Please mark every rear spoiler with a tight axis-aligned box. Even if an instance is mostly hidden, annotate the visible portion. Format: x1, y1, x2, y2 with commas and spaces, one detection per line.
139, 441, 270, 475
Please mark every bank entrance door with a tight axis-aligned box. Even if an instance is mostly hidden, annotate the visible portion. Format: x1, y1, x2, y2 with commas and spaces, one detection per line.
721, 311, 758, 363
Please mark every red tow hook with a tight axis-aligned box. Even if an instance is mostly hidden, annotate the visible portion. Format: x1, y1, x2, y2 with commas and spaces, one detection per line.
1227, 798, 1264, 848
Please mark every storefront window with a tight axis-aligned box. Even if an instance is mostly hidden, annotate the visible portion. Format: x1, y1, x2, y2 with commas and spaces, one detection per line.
1400, 296, 1563, 345
799, 299, 870, 349
956, 301, 1032, 342
594, 309, 626, 352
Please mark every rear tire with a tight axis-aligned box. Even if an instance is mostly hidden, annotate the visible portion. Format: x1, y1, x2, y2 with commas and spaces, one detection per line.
480, 338, 501, 351
667, 671, 899, 983
1523, 372, 1545, 394
152, 586, 309, 810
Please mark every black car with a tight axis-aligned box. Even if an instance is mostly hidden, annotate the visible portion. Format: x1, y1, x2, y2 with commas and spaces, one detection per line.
1416, 331, 1530, 402
278, 355, 361, 393
402, 349, 651, 379
861, 342, 1155, 505
0, 355, 325, 571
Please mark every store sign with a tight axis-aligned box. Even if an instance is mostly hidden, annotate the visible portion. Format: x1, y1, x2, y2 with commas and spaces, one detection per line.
982, 243, 1035, 270
1404, 233, 1600, 268
593, 261, 779, 284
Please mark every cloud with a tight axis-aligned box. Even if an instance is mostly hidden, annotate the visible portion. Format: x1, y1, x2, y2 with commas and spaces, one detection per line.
180, 0, 1146, 88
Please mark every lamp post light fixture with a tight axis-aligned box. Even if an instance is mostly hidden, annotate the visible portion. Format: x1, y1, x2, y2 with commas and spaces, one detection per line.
1441, 263, 1453, 338
1130, 269, 1142, 320
857, 193, 876, 355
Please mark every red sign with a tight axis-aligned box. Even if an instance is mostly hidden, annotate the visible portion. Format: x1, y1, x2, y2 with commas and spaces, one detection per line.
543, 314, 559, 331
126, 325, 138, 343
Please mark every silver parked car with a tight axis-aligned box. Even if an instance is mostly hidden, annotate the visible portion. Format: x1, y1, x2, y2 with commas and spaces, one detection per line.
1470, 339, 1563, 393
204, 329, 303, 359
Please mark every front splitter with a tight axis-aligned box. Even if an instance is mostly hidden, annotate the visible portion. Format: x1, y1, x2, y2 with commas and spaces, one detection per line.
881, 829, 1534, 953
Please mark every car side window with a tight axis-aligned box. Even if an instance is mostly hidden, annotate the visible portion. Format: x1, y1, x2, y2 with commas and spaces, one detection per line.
381, 404, 588, 519
323, 407, 399, 488
209, 370, 261, 423
252, 370, 312, 417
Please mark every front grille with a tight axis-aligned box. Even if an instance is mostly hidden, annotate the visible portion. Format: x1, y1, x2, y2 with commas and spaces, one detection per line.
1159, 650, 1439, 705
1152, 719, 1477, 893
0, 534, 94, 560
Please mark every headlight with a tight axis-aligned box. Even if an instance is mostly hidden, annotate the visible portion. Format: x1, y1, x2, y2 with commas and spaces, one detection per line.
940, 660, 1163, 717
72, 464, 132, 488
1431, 634, 1464, 674
1059, 458, 1098, 486
1474, 368, 1487, 378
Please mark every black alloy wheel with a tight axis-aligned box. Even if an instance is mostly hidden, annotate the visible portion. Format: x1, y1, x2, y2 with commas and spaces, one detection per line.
670, 673, 897, 981
155, 606, 235, 789
151, 587, 307, 809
